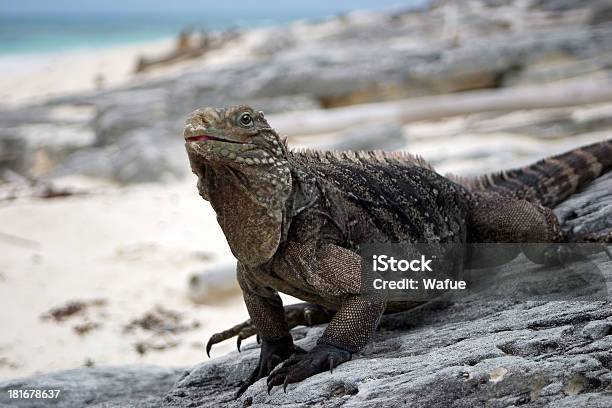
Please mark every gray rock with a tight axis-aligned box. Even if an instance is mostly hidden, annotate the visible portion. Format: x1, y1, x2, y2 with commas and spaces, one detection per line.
554, 172, 612, 239
54, 146, 116, 180
242, 25, 612, 105
162, 215, 612, 407
56, 128, 188, 184
320, 123, 406, 151
589, 1, 612, 26
92, 89, 169, 146
581, 320, 612, 340
111, 129, 187, 184
0, 110, 95, 179
0, 106, 65, 126
532, 0, 590, 12
0, 133, 28, 179
503, 54, 612, 88
174, 93, 322, 118
161, 302, 612, 407
249, 27, 296, 56
0, 365, 186, 408
14, 123, 95, 151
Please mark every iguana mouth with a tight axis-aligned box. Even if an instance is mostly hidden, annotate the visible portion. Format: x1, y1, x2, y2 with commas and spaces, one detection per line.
185, 134, 243, 144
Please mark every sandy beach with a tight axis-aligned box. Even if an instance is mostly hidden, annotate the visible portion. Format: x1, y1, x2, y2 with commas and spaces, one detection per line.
0, 40, 169, 107
0, 28, 270, 108
0, 178, 230, 378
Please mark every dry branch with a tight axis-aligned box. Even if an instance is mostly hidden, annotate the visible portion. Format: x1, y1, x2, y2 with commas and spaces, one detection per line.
268, 80, 612, 136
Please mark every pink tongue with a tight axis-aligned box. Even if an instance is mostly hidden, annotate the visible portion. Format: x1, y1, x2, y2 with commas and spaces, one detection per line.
187, 135, 211, 142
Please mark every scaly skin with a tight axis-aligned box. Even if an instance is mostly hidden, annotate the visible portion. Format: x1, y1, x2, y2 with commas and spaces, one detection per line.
183, 105, 612, 396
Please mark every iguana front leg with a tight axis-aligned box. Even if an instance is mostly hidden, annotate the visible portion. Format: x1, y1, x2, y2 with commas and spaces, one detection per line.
266, 292, 385, 392
206, 302, 334, 355
266, 243, 386, 392
231, 264, 307, 396
237, 334, 304, 396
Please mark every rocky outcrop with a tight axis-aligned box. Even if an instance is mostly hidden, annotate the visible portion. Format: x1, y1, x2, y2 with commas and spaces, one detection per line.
555, 172, 612, 239
3, 1, 612, 183
316, 123, 406, 151
1, 166, 610, 407
0, 366, 185, 408
163, 302, 612, 407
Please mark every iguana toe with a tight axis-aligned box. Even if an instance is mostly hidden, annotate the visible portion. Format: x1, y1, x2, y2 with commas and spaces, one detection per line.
236, 335, 305, 397
206, 303, 332, 357
206, 320, 257, 357
266, 344, 351, 393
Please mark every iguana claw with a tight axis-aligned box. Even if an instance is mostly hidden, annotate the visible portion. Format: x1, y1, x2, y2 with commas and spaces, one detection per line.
266, 344, 351, 393
206, 338, 212, 358
206, 320, 256, 358
304, 309, 313, 326
236, 335, 305, 397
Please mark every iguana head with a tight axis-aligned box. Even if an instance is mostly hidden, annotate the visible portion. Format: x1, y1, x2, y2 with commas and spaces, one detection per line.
183, 105, 292, 266
184, 105, 288, 165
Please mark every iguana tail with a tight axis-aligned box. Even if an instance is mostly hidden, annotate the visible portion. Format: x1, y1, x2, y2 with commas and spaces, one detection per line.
454, 139, 612, 208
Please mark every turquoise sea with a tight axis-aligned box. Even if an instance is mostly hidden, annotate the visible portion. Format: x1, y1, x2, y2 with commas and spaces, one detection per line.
0, 1, 428, 56
0, 13, 296, 55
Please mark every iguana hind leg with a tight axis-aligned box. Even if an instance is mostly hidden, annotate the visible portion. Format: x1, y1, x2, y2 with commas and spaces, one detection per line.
205, 303, 333, 357
467, 192, 562, 243
466, 192, 611, 265
467, 192, 564, 266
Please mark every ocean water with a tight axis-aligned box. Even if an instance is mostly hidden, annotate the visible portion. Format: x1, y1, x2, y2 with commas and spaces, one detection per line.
0, 13, 291, 56
0, 1, 429, 56
0, 0, 427, 56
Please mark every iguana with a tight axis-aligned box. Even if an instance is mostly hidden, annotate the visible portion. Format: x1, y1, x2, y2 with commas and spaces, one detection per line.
183, 105, 612, 395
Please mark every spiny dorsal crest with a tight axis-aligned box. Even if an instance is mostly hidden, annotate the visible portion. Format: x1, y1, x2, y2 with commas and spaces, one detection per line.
289, 148, 433, 170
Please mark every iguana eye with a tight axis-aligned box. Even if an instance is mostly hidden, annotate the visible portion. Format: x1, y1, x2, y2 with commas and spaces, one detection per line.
238, 112, 254, 128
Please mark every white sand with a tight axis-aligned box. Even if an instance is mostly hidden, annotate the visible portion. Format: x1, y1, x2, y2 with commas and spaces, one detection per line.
0, 179, 258, 380
0, 39, 173, 107
0, 30, 266, 108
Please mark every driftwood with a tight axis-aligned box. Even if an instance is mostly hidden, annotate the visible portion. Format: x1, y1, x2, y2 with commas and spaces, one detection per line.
0, 171, 84, 202
268, 80, 612, 136
135, 49, 205, 73
134, 30, 238, 73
